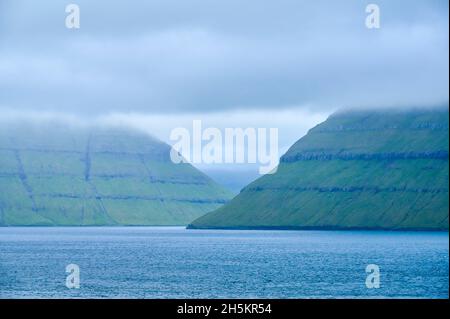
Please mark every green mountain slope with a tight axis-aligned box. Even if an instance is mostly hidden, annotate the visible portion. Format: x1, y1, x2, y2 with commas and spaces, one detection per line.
189, 109, 449, 230
0, 122, 232, 226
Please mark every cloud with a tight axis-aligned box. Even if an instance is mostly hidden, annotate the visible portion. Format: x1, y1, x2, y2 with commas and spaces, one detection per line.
0, 0, 448, 116
0, 107, 328, 154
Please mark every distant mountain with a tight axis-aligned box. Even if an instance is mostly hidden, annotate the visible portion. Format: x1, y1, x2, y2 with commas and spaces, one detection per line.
189, 108, 449, 230
0, 122, 232, 226
203, 167, 260, 195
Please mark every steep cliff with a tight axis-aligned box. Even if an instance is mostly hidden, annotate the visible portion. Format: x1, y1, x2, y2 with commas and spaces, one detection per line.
189, 109, 449, 230
0, 122, 231, 226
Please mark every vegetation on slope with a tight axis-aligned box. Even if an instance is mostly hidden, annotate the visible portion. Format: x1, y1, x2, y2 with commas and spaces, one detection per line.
0, 122, 232, 226
189, 109, 449, 230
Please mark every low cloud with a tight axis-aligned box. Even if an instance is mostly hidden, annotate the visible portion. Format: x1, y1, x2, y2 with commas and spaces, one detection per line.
0, 0, 448, 116
0, 107, 327, 156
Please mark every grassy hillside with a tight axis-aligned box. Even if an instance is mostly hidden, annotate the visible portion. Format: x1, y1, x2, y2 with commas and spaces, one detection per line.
189, 109, 449, 230
0, 122, 232, 226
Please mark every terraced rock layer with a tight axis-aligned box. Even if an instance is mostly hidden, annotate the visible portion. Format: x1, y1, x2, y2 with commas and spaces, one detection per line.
0, 122, 232, 226
189, 109, 449, 230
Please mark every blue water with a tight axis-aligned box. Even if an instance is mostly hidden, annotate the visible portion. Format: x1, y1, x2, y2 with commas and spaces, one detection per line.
0, 227, 448, 299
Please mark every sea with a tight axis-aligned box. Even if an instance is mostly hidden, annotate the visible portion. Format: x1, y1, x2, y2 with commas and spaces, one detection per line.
0, 227, 448, 298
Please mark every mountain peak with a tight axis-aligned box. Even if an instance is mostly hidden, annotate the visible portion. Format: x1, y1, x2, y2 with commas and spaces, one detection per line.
189, 108, 449, 230
0, 122, 232, 226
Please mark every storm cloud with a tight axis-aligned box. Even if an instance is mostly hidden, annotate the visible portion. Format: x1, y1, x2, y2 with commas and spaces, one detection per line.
0, 0, 448, 115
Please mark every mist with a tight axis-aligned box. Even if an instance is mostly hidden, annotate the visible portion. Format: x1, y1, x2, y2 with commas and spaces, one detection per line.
0, 0, 448, 190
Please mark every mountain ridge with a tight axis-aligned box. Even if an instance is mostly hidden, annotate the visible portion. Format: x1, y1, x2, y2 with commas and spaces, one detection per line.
189, 108, 449, 231
0, 122, 232, 226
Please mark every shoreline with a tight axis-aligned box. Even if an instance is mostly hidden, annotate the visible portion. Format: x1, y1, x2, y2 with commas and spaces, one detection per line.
0, 225, 448, 232
186, 225, 450, 232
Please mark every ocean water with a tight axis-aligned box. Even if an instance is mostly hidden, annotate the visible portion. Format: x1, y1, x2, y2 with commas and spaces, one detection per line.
0, 227, 448, 299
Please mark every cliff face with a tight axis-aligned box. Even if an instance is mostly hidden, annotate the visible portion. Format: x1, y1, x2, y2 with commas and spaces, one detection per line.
189, 109, 449, 230
0, 122, 231, 226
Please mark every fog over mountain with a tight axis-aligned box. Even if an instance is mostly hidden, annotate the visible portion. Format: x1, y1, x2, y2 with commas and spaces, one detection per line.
0, 0, 448, 188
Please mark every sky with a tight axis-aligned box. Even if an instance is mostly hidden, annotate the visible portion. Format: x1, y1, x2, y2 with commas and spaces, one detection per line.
0, 0, 449, 188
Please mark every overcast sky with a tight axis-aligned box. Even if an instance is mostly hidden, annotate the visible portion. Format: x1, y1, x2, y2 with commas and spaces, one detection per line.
0, 0, 448, 177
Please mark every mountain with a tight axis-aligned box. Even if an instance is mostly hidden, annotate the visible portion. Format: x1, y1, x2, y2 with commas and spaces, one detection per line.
0, 122, 232, 226
189, 108, 449, 230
